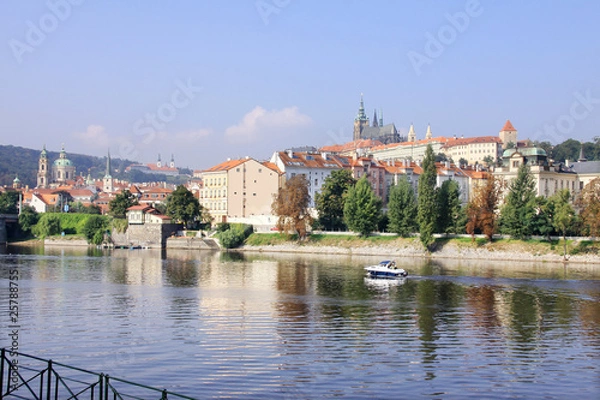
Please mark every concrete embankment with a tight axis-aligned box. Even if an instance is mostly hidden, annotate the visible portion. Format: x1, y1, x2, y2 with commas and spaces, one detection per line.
236, 241, 600, 265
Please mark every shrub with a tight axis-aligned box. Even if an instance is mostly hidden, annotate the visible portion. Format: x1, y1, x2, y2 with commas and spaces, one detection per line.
216, 223, 253, 249
32, 214, 61, 237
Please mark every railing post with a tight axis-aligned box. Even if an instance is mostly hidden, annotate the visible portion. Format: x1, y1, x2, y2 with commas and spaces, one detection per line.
162, 389, 168, 399
104, 375, 109, 400
1, 348, 5, 399
46, 359, 52, 400
98, 374, 103, 400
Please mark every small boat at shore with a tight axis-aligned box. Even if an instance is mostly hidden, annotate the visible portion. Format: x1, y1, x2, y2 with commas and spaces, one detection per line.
364, 260, 408, 279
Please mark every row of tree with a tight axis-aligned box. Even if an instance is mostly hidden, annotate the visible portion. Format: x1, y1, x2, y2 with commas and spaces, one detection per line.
271, 144, 600, 251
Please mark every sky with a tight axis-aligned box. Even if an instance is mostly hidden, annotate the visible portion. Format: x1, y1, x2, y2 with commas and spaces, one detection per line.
1, 0, 599, 170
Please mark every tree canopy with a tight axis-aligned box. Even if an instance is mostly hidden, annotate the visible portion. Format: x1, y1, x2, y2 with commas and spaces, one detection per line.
109, 190, 138, 218
436, 180, 464, 234
417, 144, 438, 249
166, 185, 202, 228
343, 176, 382, 237
387, 177, 417, 237
0, 191, 19, 214
499, 163, 536, 239
315, 169, 355, 231
272, 175, 312, 240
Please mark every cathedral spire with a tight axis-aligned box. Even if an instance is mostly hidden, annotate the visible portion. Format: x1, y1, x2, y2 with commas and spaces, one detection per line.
379, 109, 383, 127
104, 149, 112, 178
355, 93, 368, 122
372, 109, 379, 127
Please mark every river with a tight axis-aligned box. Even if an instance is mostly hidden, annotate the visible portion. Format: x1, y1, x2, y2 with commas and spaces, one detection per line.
1, 245, 599, 399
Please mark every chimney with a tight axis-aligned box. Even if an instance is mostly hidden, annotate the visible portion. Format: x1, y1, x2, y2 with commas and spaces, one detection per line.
445, 161, 451, 168
287, 149, 293, 158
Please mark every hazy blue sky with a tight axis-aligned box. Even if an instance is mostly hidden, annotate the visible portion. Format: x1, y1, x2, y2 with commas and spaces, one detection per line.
1, 0, 599, 169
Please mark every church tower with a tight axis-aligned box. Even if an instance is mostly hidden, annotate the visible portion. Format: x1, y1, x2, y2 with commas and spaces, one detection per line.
353, 94, 369, 141
425, 124, 433, 140
170, 154, 175, 168
407, 124, 416, 142
37, 145, 50, 188
499, 120, 517, 149
157, 154, 162, 168
103, 150, 114, 193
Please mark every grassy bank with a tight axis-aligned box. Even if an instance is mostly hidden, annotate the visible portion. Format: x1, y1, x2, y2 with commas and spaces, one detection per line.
244, 233, 600, 259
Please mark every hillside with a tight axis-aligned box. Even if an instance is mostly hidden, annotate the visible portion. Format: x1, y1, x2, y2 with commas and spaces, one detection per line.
0, 145, 136, 188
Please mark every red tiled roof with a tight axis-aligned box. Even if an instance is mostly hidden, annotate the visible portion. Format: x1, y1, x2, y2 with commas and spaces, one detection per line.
501, 120, 516, 131
442, 136, 502, 148
261, 161, 281, 174
319, 139, 383, 153
276, 152, 343, 169
202, 158, 246, 173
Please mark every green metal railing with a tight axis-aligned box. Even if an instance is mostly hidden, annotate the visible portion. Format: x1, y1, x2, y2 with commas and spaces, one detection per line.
0, 349, 197, 400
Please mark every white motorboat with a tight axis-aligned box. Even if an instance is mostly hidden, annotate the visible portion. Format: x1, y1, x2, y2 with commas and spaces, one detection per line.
364, 260, 408, 279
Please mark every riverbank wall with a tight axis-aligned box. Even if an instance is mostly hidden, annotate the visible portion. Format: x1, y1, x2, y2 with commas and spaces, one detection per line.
235, 240, 600, 265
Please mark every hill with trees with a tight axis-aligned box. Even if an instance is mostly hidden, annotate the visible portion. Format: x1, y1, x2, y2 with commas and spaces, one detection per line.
0, 145, 192, 187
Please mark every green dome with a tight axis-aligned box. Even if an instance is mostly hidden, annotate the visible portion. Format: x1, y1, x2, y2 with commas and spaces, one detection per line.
502, 147, 547, 158
13, 176, 20, 183
54, 158, 73, 167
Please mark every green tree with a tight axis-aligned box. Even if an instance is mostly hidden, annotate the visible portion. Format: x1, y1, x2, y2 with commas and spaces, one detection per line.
418, 144, 438, 249
552, 139, 581, 163
18, 205, 38, 233
82, 215, 108, 245
166, 185, 201, 228
458, 157, 468, 167
272, 175, 312, 240
549, 189, 576, 258
343, 176, 382, 237
499, 163, 536, 239
315, 169, 355, 231
32, 213, 61, 237
0, 191, 19, 214
482, 155, 495, 167
436, 180, 463, 234
529, 196, 554, 240
387, 177, 417, 237
109, 190, 138, 218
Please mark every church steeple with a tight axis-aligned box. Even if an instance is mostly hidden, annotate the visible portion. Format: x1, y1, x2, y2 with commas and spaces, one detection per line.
104, 149, 112, 178
103, 149, 114, 193
355, 93, 368, 122
353, 93, 369, 141
408, 123, 416, 142
425, 123, 432, 140
372, 109, 379, 127
379, 109, 383, 127
37, 144, 50, 188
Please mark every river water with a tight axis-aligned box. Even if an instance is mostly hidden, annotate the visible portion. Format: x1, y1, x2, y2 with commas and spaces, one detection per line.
0, 245, 599, 399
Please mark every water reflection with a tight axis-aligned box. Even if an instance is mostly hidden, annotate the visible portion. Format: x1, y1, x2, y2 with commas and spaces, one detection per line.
0, 247, 598, 398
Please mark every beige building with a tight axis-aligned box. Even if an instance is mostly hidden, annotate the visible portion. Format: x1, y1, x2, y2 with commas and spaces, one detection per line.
371, 136, 449, 163
442, 136, 503, 166
200, 158, 280, 223
493, 148, 579, 199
